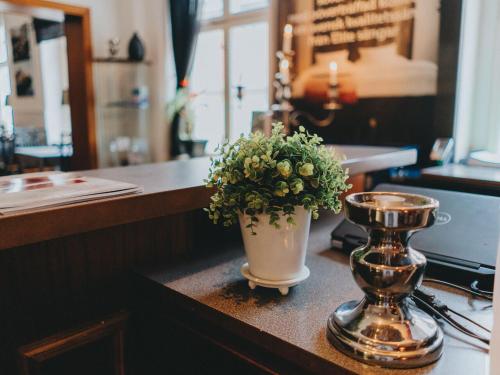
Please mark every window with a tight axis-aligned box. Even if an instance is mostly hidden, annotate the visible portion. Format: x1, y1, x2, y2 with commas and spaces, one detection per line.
229, 0, 269, 14
454, 0, 500, 161
191, 0, 270, 152
191, 30, 225, 152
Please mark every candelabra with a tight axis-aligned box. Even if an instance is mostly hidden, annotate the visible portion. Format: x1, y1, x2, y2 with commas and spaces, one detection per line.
272, 51, 341, 133
327, 192, 443, 368
271, 51, 294, 133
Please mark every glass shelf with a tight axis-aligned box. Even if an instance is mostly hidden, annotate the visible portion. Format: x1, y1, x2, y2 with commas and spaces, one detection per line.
104, 101, 150, 109
93, 61, 153, 168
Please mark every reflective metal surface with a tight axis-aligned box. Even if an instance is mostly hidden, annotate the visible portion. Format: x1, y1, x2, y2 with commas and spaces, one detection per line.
327, 192, 443, 368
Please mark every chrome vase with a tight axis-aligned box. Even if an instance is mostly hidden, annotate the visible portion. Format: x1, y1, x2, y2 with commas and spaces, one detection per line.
327, 192, 443, 368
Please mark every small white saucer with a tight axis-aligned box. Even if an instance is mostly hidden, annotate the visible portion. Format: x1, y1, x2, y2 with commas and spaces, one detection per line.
240, 263, 310, 295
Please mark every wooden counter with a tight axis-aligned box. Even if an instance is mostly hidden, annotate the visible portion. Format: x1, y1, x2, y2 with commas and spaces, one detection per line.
133, 212, 491, 375
0, 146, 416, 373
422, 164, 500, 195
0, 145, 416, 251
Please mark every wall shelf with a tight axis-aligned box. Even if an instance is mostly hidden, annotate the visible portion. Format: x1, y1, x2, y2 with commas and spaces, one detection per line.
93, 61, 153, 168
92, 57, 152, 65
104, 101, 149, 109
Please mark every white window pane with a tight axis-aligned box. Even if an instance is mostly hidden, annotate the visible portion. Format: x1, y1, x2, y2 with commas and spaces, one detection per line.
0, 17, 7, 63
0, 66, 11, 96
0, 65, 13, 133
191, 30, 224, 93
229, 22, 268, 140
230, 0, 268, 14
230, 90, 267, 140
201, 0, 224, 20
191, 29, 225, 152
0, 105, 13, 134
192, 93, 225, 152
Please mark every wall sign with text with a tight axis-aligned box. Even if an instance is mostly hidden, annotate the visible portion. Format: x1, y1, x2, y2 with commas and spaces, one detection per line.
282, 0, 440, 101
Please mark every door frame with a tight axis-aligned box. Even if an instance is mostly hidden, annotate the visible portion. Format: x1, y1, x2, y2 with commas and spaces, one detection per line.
3, 0, 97, 170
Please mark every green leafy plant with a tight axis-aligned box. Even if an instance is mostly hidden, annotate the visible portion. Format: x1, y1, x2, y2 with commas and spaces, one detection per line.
205, 123, 351, 234
166, 87, 197, 139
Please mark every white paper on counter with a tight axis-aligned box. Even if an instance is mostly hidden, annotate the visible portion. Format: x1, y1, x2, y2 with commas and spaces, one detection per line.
0, 171, 142, 214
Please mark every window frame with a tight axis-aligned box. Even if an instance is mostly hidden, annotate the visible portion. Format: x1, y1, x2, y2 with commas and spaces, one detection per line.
199, 0, 275, 142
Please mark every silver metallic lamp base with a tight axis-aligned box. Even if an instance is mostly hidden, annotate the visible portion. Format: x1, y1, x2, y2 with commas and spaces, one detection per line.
327, 298, 443, 368
328, 192, 444, 368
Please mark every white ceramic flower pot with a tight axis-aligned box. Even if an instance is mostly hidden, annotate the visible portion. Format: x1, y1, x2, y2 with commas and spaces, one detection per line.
239, 206, 311, 281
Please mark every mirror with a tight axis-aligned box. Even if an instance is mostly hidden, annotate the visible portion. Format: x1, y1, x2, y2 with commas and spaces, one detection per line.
0, 3, 72, 173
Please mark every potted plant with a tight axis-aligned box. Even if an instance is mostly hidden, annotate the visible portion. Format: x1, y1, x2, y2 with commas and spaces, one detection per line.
167, 88, 208, 157
206, 123, 350, 289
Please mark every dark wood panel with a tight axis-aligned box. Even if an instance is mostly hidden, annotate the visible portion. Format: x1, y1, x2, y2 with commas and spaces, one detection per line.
131, 293, 309, 375
419, 164, 500, 196
293, 96, 434, 166
0, 209, 215, 374
3, 0, 92, 16
18, 311, 128, 375
65, 12, 97, 170
433, 0, 463, 142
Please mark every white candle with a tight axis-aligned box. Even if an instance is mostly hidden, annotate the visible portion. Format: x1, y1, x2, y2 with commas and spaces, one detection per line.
329, 61, 338, 86
283, 24, 293, 54
279, 59, 290, 84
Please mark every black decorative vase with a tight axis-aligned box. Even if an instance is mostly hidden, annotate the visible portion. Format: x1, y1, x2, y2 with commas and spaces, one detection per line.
128, 32, 145, 61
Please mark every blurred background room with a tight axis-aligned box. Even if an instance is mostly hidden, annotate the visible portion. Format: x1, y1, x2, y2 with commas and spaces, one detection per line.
0, 0, 498, 195
1, 1, 500, 374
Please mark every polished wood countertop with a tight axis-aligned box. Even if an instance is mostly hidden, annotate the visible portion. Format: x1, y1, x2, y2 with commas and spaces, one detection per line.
422, 164, 500, 191
0, 146, 416, 251
135, 212, 491, 375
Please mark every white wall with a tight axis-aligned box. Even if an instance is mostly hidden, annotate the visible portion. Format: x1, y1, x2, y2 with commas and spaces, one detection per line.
412, 0, 440, 63
58, 0, 121, 57
40, 36, 72, 145
114, 0, 170, 161
3, 12, 45, 130
59, 0, 170, 161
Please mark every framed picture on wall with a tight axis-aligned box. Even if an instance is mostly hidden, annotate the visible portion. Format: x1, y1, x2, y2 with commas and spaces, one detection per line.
10, 22, 30, 63
4, 13, 43, 112
277, 0, 462, 165
282, 0, 441, 102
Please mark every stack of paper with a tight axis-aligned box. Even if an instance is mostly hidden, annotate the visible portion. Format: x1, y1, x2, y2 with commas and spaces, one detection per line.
0, 171, 142, 215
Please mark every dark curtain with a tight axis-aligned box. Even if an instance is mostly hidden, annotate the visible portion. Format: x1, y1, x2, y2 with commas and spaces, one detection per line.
169, 0, 201, 157
33, 18, 65, 43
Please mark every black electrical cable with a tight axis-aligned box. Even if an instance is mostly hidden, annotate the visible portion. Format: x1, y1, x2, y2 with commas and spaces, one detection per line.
412, 287, 491, 345
423, 278, 493, 301
470, 280, 494, 296
446, 306, 491, 333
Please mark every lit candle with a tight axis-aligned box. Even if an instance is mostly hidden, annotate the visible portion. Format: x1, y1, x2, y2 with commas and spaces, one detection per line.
329, 61, 338, 87
279, 59, 290, 84
283, 24, 293, 54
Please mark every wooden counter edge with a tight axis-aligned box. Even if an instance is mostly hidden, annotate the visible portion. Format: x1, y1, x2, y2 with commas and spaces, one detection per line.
133, 272, 355, 375
343, 148, 417, 175
0, 146, 417, 251
0, 185, 213, 251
